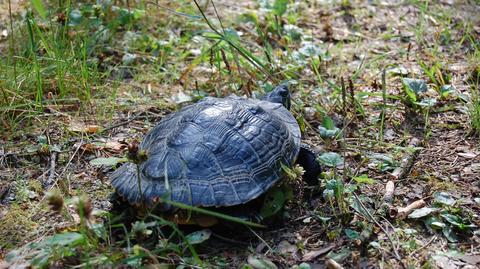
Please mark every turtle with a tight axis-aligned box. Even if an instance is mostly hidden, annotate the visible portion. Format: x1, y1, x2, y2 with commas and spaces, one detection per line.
110, 84, 320, 214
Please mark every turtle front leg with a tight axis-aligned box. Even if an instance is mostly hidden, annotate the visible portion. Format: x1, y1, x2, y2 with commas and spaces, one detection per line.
296, 144, 321, 186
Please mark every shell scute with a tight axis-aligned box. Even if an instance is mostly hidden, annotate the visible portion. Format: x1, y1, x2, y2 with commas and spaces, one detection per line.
111, 96, 301, 207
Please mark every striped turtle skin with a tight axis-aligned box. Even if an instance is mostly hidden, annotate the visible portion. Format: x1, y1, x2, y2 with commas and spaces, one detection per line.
111, 85, 301, 209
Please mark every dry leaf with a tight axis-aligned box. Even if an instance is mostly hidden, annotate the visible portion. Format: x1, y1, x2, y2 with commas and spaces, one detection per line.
68, 121, 101, 134
276, 240, 297, 255
457, 152, 477, 159
302, 245, 334, 261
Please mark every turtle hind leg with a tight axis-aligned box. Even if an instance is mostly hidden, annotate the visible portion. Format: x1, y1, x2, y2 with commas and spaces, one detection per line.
296, 144, 321, 186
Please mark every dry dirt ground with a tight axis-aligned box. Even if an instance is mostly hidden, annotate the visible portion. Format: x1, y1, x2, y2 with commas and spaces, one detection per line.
1, 0, 480, 268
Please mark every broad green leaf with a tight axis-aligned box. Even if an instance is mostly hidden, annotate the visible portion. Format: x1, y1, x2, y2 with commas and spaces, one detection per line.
424, 216, 445, 231
349, 195, 370, 219
323, 189, 334, 200
433, 192, 456, 206
240, 12, 259, 25
298, 42, 324, 57
322, 115, 335, 129
223, 28, 240, 43
439, 84, 453, 97
132, 9, 146, 20
247, 255, 278, 269
273, 0, 288, 16
414, 97, 437, 107
31, 0, 47, 19
402, 78, 427, 94
68, 9, 83, 26
431, 221, 446, 229
442, 224, 458, 242
185, 229, 212, 245
296, 262, 311, 269
441, 213, 477, 230
344, 229, 360, 240
260, 186, 286, 218
44, 232, 86, 247
369, 153, 398, 172
326, 248, 351, 263
317, 152, 343, 167
319, 115, 340, 138
408, 207, 438, 219
318, 126, 341, 139
89, 157, 128, 166
353, 174, 375, 184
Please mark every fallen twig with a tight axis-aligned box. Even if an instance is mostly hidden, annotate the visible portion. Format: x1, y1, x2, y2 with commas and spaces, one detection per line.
326, 258, 344, 269
45, 151, 57, 188
302, 245, 334, 261
409, 236, 437, 257
384, 180, 395, 203
395, 199, 426, 220
353, 193, 404, 267
391, 138, 422, 180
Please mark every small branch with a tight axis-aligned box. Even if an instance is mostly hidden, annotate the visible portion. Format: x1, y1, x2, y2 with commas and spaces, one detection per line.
379, 180, 395, 216
395, 199, 426, 220
391, 138, 422, 180
211, 232, 249, 246
45, 151, 57, 188
326, 258, 344, 269
384, 180, 395, 204
409, 235, 437, 257
352, 193, 404, 267
379, 69, 386, 141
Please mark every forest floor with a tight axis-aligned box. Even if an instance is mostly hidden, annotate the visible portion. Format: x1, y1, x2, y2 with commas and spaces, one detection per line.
0, 0, 479, 268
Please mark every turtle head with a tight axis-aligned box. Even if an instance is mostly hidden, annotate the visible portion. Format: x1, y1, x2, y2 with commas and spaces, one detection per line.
262, 84, 291, 110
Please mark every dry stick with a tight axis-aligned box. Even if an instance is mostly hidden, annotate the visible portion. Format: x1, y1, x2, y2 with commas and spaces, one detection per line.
352, 193, 404, 267
341, 78, 348, 185
391, 137, 422, 180
247, 226, 274, 254
100, 115, 143, 134
28, 139, 84, 221
379, 69, 387, 141
341, 78, 347, 118
58, 139, 83, 179
46, 151, 57, 187
326, 258, 344, 269
384, 180, 395, 203
379, 180, 396, 216
396, 199, 426, 220
408, 235, 437, 257
211, 232, 249, 246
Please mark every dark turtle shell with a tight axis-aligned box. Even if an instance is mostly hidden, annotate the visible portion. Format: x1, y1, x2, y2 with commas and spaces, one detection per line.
111, 96, 301, 208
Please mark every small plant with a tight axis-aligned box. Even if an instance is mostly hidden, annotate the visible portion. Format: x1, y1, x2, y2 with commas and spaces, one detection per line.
418, 60, 453, 99
407, 192, 477, 242
401, 77, 436, 137
318, 115, 341, 140
468, 64, 480, 135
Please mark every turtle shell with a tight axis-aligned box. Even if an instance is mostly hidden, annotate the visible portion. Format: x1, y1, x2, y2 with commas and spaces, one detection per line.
111, 96, 301, 208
